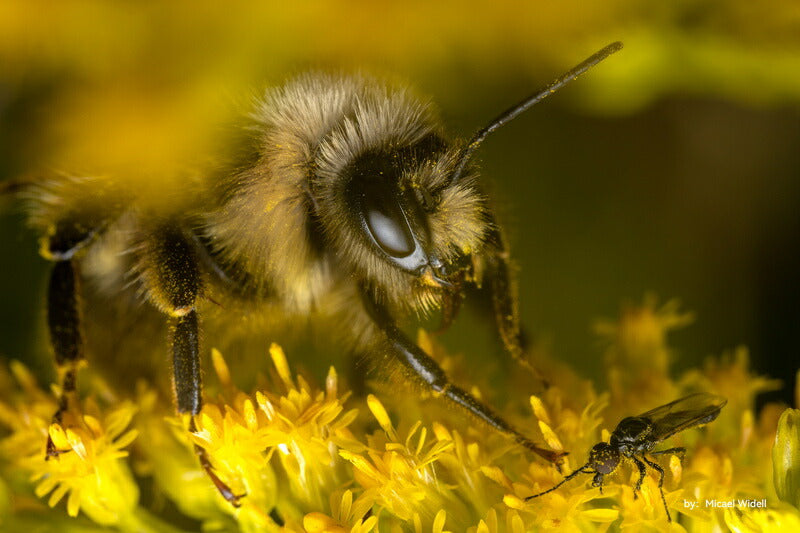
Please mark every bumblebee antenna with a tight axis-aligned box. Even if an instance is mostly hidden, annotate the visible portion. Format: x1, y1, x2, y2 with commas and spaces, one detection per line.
449, 41, 623, 185
525, 463, 591, 501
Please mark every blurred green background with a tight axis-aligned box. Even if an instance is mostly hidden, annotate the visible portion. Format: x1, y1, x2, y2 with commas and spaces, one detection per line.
1, 1, 798, 405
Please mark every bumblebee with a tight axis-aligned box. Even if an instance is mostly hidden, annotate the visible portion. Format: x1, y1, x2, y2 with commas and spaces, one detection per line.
12, 42, 621, 504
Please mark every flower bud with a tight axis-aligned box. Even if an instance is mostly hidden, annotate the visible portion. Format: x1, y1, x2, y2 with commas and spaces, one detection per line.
773, 408, 800, 508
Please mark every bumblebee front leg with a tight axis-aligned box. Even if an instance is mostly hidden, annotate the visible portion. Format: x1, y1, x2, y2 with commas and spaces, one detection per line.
146, 225, 242, 506
363, 294, 564, 465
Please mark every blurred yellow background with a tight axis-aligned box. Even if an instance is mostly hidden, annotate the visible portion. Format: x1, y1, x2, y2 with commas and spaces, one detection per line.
1, 1, 798, 403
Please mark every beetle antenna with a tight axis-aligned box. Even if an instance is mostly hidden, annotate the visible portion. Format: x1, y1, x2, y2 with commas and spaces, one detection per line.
448, 41, 623, 185
525, 462, 591, 501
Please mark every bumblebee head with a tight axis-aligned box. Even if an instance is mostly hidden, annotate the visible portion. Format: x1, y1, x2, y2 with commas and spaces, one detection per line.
312, 86, 489, 314
343, 135, 487, 285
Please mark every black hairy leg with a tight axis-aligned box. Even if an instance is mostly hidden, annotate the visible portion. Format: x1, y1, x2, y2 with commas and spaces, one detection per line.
631, 455, 648, 497
147, 224, 243, 506
171, 311, 202, 414
148, 226, 202, 316
362, 293, 565, 465
642, 454, 671, 522
591, 472, 607, 494
45, 260, 84, 458
41, 214, 108, 458
145, 225, 205, 414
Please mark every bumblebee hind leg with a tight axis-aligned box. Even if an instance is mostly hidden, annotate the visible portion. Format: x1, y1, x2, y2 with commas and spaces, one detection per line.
41, 215, 107, 458
45, 259, 84, 458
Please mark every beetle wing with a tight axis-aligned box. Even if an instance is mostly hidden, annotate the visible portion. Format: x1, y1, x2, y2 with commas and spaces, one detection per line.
639, 392, 727, 442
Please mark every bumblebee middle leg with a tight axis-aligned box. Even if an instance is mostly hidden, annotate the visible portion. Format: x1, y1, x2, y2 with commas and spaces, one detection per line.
362, 293, 564, 465
143, 224, 205, 414
144, 224, 243, 506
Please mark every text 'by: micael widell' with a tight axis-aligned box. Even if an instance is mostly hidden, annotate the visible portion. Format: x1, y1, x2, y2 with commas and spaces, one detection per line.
683, 499, 768, 510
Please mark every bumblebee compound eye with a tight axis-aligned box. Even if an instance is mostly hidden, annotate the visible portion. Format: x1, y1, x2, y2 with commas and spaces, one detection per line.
361, 178, 415, 258
589, 442, 620, 475
343, 149, 433, 273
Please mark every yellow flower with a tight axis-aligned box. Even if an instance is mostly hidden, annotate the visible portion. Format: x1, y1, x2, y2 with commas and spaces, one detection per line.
0, 362, 139, 526
338, 394, 464, 527
186, 344, 358, 529
257, 345, 358, 506
595, 296, 692, 414
131, 384, 227, 524
303, 490, 377, 533
594, 295, 694, 372
2, 300, 798, 532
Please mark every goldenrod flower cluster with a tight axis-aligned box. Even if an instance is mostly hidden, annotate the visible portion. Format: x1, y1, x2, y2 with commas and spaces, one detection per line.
0, 298, 798, 532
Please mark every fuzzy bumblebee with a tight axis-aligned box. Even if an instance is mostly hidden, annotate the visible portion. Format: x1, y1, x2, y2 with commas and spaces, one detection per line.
19, 43, 623, 505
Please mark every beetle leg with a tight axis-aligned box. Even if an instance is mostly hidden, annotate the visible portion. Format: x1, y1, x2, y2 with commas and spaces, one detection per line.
643, 455, 671, 522
362, 292, 565, 466
630, 455, 648, 498
591, 472, 606, 494
525, 464, 592, 500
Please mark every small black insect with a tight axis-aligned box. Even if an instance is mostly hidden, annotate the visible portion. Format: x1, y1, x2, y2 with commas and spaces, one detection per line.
526, 392, 727, 521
